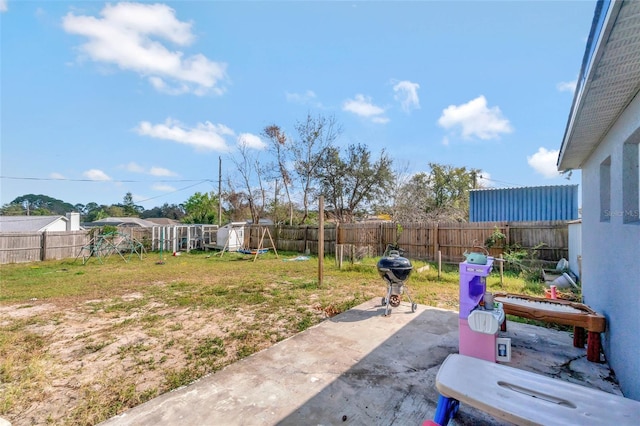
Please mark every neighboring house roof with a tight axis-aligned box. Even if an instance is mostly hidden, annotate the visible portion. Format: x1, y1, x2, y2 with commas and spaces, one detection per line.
145, 218, 182, 226
0, 215, 67, 232
86, 217, 158, 228
558, 0, 640, 170
245, 219, 274, 225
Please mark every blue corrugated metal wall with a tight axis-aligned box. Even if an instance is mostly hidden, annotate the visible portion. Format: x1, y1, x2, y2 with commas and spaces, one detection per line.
469, 185, 578, 222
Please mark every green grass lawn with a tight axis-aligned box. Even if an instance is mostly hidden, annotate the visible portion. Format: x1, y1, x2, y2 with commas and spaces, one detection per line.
0, 250, 553, 425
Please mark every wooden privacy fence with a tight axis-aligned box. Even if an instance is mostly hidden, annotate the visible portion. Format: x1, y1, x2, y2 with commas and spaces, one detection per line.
0, 231, 92, 264
335, 221, 569, 263
264, 225, 338, 255
0, 221, 569, 264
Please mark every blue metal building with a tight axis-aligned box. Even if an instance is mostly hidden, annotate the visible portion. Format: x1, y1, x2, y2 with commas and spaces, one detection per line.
469, 185, 579, 222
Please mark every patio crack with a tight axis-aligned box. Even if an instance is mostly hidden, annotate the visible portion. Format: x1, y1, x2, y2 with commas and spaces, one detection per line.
388, 383, 415, 425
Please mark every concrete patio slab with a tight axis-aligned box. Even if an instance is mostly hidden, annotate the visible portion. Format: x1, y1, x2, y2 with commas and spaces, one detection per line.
99, 299, 622, 426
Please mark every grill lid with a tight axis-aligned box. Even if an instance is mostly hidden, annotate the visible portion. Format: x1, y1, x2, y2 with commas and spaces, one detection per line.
377, 250, 413, 283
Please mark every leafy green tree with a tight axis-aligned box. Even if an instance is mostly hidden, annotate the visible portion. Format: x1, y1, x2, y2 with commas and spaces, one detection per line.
74, 203, 87, 216
183, 192, 218, 224
161, 203, 186, 220
120, 192, 143, 216
105, 205, 126, 217
0, 202, 26, 215
316, 144, 394, 223
427, 163, 480, 215
85, 205, 109, 222
141, 203, 185, 220
394, 163, 482, 222
9, 194, 75, 215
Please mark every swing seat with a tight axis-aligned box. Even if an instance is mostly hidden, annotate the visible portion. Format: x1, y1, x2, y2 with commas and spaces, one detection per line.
238, 248, 269, 255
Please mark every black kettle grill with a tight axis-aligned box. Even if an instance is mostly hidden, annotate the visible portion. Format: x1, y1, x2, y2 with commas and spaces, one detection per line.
377, 249, 417, 316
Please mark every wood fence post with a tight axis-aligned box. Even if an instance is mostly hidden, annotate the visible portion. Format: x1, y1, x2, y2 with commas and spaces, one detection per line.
438, 250, 442, 280
505, 223, 510, 247
499, 253, 504, 287
434, 223, 439, 262
41, 232, 47, 261
318, 196, 324, 287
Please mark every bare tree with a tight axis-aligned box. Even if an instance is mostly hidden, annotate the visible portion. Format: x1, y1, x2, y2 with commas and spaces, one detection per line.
292, 113, 341, 224
392, 172, 433, 222
229, 139, 267, 225
375, 159, 413, 220
223, 177, 251, 222
263, 124, 294, 225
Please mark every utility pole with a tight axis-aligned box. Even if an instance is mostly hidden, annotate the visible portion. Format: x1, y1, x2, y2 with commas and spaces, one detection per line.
218, 156, 222, 226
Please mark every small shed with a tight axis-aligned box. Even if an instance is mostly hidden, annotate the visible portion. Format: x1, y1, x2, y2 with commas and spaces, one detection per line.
216, 222, 246, 251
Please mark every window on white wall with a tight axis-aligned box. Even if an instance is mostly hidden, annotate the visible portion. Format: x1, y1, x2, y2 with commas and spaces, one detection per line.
622, 130, 639, 224
600, 156, 611, 222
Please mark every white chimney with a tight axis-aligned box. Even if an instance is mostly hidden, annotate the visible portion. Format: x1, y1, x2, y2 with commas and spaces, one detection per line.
66, 212, 80, 231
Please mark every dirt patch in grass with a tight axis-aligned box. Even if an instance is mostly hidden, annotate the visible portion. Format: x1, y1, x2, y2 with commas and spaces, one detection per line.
0, 252, 537, 425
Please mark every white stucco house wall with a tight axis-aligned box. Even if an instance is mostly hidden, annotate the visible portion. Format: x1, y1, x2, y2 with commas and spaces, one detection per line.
557, 0, 640, 401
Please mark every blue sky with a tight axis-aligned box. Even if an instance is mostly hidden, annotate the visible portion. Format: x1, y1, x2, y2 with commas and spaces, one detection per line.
1, 0, 595, 210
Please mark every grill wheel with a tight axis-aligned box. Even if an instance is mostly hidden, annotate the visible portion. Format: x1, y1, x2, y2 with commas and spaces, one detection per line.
389, 294, 401, 307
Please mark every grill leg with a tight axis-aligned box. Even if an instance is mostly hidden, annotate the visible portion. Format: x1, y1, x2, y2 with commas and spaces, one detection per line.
384, 284, 393, 316
404, 284, 414, 304
404, 285, 418, 313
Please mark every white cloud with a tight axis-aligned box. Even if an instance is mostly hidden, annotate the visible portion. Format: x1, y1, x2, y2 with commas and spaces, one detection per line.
50, 172, 65, 179
286, 90, 316, 104
0, 1, 8, 13
62, 2, 227, 96
557, 79, 577, 93
477, 171, 492, 187
152, 184, 176, 192
149, 167, 177, 177
527, 147, 561, 178
123, 162, 145, 173
342, 94, 388, 123
393, 80, 420, 112
120, 162, 177, 176
149, 76, 190, 95
83, 169, 111, 181
135, 118, 233, 152
438, 95, 513, 140
372, 116, 390, 124
237, 133, 266, 150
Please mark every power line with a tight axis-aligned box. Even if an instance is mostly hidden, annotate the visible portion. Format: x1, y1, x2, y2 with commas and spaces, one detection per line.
479, 176, 525, 188
0, 175, 216, 183
134, 180, 213, 203
0, 176, 217, 206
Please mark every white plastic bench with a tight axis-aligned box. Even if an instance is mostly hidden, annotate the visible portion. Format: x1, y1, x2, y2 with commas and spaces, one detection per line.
430, 354, 640, 425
